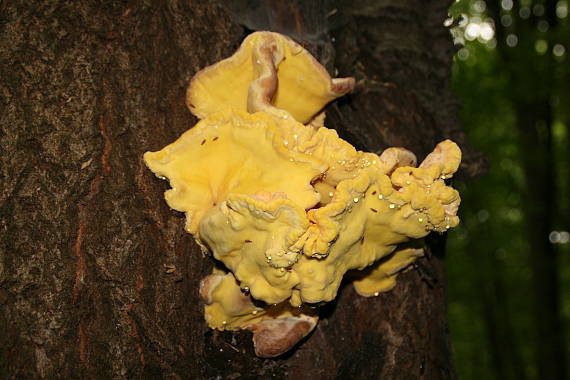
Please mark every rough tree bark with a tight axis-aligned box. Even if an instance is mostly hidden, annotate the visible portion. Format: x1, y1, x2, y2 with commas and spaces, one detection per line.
0, 0, 483, 378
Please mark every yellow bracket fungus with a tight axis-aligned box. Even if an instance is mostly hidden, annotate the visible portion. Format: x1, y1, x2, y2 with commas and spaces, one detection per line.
187, 32, 354, 124
144, 31, 462, 358
200, 270, 317, 358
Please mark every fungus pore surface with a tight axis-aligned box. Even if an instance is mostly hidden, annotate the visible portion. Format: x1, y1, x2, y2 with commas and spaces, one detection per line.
144, 31, 462, 358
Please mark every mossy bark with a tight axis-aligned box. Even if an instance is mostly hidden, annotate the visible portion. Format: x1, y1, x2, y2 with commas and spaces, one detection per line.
0, 1, 479, 378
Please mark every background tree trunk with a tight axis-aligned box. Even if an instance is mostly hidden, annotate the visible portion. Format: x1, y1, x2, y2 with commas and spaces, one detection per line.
486, 1, 569, 378
0, 0, 481, 378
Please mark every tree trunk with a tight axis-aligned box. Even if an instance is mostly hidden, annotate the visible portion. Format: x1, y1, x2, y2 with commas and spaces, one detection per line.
473, 225, 527, 380
0, 1, 479, 378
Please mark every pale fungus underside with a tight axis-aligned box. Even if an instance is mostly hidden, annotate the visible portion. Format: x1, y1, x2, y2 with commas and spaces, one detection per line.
144, 31, 462, 358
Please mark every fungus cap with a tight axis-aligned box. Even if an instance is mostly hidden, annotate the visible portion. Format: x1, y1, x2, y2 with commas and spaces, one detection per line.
200, 270, 317, 358
144, 109, 325, 234
187, 31, 355, 124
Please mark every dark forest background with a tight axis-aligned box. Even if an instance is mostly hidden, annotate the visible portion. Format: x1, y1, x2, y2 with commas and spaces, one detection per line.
447, 1, 569, 379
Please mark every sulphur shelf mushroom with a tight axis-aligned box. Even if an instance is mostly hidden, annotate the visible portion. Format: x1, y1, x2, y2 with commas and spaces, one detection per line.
144, 31, 462, 358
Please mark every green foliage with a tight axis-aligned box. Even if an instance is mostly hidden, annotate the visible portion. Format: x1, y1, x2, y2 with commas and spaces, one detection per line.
446, 1, 570, 379
448, 43, 533, 380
